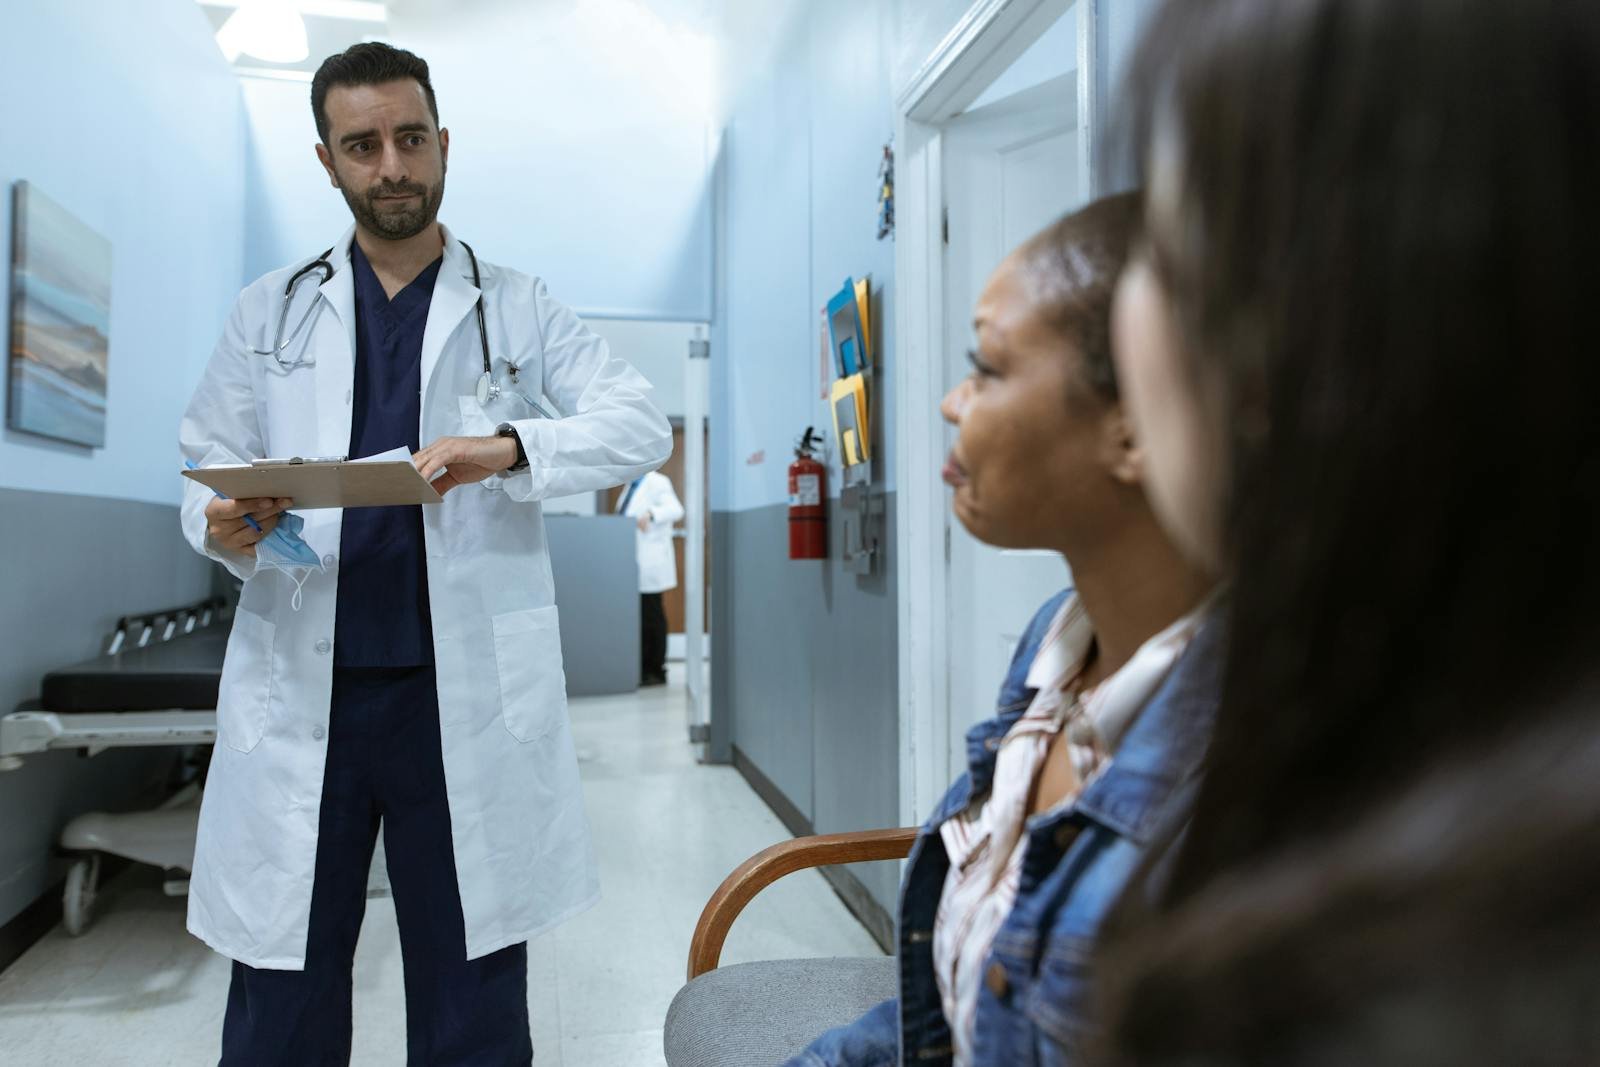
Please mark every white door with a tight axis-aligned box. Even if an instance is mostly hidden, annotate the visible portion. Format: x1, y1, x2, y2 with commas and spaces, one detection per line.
941, 71, 1085, 774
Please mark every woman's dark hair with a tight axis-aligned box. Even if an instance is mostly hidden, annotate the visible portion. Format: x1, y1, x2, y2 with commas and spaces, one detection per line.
1118, 0, 1600, 903
1099, 692, 1600, 1064
1023, 191, 1142, 401
311, 42, 440, 146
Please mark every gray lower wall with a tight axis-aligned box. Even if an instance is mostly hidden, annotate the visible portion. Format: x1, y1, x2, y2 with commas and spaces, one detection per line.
711, 494, 899, 920
0, 489, 215, 929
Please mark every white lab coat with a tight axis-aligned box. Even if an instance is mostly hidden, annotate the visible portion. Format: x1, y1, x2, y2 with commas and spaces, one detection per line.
617, 471, 684, 594
178, 224, 671, 969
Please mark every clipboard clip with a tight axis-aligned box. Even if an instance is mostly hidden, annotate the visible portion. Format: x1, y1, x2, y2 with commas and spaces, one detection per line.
252, 456, 348, 466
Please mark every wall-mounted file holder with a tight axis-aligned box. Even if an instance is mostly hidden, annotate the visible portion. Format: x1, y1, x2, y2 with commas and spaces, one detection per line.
824, 275, 883, 569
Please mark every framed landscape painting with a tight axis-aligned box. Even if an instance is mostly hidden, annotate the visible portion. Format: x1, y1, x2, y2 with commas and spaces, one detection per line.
7, 181, 111, 448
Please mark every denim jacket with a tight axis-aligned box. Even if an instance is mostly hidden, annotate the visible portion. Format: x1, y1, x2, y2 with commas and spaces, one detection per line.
789, 590, 1223, 1066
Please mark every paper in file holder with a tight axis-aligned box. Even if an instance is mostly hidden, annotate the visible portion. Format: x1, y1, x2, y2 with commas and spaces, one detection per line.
182, 452, 442, 510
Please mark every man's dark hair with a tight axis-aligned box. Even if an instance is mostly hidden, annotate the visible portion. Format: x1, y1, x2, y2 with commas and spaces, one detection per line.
310, 42, 439, 146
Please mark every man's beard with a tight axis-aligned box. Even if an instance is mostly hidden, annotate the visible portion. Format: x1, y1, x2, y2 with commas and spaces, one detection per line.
339, 173, 446, 240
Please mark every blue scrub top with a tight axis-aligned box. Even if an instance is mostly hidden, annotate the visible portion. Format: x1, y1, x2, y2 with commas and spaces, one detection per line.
333, 240, 443, 667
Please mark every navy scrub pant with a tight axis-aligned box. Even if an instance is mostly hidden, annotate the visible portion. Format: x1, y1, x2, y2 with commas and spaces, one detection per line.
220, 666, 532, 1066
640, 592, 668, 681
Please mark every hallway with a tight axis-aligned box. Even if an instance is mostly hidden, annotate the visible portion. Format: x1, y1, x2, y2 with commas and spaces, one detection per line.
0, 666, 884, 1065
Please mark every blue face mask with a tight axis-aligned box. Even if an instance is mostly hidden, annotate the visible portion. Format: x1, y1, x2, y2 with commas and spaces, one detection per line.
255, 512, 325, 610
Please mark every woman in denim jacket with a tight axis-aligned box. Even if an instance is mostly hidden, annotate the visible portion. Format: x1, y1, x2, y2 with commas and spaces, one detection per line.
790, 196, 1220, 1066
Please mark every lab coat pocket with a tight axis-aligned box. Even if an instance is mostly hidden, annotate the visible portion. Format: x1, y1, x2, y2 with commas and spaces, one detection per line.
458, 395, 497, 435
458, 396, 506, 492
491, 606, 568, 743
219, 607, 275, 753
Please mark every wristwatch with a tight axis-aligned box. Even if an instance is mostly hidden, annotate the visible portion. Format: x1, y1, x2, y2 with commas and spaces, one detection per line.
495, 423, 529, 473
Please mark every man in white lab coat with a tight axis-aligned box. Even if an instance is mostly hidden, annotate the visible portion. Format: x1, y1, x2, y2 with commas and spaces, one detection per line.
616, 470, 684, 685
178, 43, 670, 1063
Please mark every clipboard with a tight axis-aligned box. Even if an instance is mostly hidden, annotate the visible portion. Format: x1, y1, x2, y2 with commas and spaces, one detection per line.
183, 455, 443, 509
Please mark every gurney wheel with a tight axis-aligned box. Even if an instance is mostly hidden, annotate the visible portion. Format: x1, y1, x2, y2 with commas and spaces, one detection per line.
62, 855, 100, 937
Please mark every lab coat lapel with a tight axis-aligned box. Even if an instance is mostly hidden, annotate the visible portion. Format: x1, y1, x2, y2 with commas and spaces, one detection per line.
420, 226, 480, 414
315, 225, 358, 460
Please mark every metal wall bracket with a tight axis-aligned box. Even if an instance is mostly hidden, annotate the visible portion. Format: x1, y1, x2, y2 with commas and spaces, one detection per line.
840, 485, 885, 575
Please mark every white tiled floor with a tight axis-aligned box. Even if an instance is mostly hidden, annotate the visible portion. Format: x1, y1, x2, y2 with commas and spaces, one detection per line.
0, 663, 885, 1065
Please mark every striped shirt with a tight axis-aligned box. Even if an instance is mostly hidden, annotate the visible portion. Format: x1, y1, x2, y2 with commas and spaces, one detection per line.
932, 595, 1203, 1066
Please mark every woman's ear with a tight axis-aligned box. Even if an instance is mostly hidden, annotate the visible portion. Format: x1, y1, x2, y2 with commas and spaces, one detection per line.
1100, 404, 1145, 486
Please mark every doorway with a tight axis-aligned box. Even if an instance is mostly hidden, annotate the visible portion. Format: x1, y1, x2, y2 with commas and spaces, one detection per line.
942, 68, 1085, 775
603, 420, 711, 650
894, 0, 1098, 825
584, 318, 712, 748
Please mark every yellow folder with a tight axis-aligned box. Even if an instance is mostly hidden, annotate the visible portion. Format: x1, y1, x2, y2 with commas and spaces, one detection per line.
830, 373, 870, 465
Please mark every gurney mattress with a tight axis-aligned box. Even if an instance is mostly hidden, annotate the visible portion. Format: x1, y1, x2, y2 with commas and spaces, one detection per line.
40, 632, 227, 712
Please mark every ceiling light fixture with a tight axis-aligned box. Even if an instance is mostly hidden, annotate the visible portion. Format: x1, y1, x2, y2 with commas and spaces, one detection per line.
215, 0, 310, 64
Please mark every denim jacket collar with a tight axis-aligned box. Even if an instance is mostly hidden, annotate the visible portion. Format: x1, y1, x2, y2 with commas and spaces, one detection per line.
955, 588, 1073, 809
942, 593, 1222, 842
1069, 615, 1224, 844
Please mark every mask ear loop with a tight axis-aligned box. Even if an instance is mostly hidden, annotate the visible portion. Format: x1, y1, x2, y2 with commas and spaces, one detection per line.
287, 567, 312, 612
255, 557, 316, 611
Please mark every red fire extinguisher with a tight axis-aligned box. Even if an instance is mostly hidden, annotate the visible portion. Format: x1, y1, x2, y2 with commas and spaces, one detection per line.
789, 427, 827, 560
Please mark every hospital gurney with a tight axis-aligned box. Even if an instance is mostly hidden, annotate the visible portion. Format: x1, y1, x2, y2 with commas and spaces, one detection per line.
1, 599, 225, 934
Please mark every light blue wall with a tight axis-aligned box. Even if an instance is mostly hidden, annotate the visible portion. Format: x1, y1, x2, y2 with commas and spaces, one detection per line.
240, 77, 351, 287
0, 0, 243, 932
713, 1, 913, 514
0, 0, 246, 507
709, 0, 981, 514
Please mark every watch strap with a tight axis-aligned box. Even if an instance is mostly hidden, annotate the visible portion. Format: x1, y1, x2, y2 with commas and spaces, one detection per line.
495, 423, 529, 472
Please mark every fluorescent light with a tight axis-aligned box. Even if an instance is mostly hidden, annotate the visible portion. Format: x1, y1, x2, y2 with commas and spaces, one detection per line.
215, 0, 310, 64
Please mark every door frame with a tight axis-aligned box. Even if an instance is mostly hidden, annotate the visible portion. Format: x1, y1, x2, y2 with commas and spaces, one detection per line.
893, 0, 1100, 825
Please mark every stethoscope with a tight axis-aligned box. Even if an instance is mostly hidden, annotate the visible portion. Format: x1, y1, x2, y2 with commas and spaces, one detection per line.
250, 240, 554, 419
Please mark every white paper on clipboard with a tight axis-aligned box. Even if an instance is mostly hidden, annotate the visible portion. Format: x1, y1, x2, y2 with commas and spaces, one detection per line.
183, 446, 441, 510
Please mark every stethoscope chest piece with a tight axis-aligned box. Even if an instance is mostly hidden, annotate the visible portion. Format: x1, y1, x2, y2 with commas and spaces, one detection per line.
476, 370, 498, 406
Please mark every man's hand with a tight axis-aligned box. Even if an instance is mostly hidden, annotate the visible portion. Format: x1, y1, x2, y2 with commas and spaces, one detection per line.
636, 513, 650, 532
206, 496, 292, 557
414, 435, 520, 496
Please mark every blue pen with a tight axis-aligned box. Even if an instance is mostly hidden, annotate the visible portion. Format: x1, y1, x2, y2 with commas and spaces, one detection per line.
186, 459, 263, 532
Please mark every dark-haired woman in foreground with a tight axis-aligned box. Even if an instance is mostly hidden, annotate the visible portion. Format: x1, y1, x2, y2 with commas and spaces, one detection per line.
1097, 0, 1600, 1060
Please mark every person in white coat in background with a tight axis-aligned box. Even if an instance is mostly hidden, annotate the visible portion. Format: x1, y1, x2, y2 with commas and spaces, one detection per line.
617, 470, 685, 686
177, 42, 670, 1065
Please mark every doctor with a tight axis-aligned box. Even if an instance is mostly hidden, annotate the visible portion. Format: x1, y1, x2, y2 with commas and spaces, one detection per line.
616, 470, 685, 685
178, 42, 671, 1064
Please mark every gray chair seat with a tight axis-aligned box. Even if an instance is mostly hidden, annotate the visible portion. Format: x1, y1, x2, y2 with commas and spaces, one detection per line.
664, 956, 898, 1067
